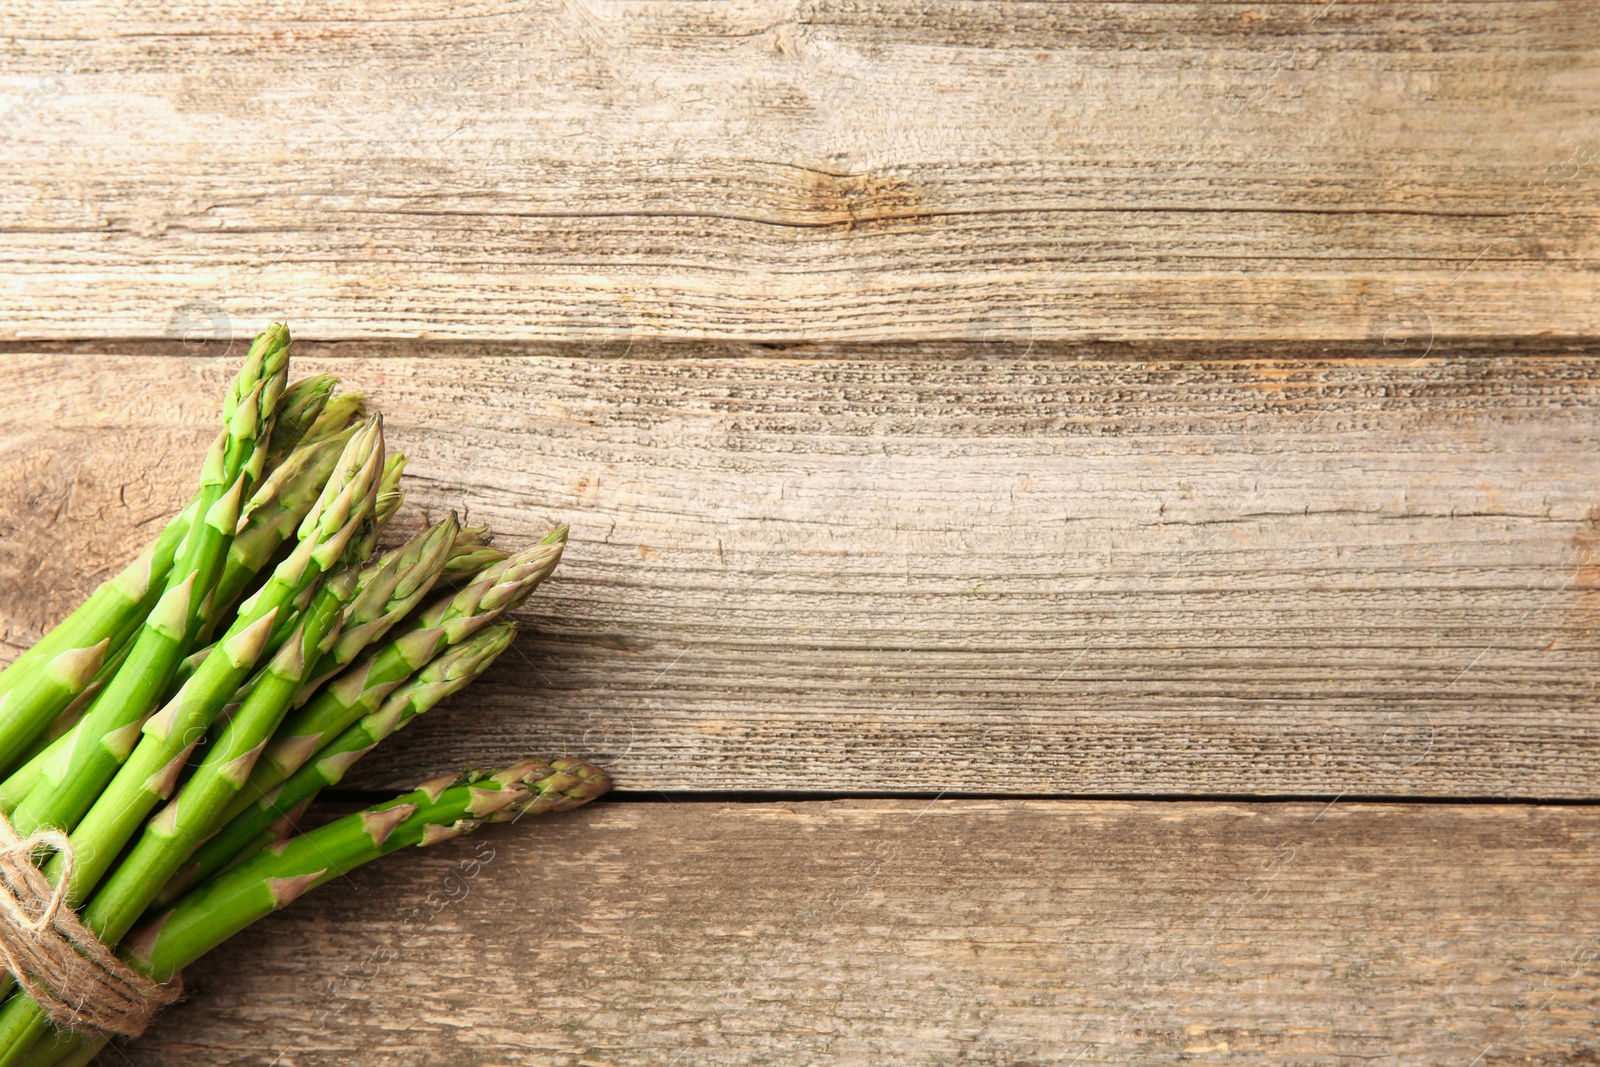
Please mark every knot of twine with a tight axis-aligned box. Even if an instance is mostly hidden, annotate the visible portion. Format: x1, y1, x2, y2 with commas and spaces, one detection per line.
0, 812, 180, 1039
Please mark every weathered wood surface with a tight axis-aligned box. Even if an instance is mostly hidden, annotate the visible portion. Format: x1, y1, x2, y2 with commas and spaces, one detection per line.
109, 798, 1600, 1066
2, 2, 1598, 342
4, 345, 1600, 798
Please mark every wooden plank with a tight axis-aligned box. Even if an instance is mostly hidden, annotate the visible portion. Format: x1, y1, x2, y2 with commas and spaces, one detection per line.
112, 798, 1600, 1065
1, 2, 1597, 341
4, 344, 1600, 797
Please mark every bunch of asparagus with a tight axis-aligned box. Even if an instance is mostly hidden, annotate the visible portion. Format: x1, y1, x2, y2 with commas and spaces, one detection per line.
0, 327, 609, 1066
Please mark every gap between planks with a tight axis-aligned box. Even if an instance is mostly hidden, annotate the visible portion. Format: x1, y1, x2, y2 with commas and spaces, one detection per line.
4, 336, 1599, 364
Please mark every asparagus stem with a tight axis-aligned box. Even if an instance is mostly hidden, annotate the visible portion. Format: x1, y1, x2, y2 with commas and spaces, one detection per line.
0, 730, 61, 815
301, 514, 460, 693
176, 577, 315, 699
0, 640, 108, 777
0, 496, 194, 703
8, 327, 292, 839
83, 568, 361, 950
128, 758, 610, 981
43, 417, 383, 902
159, 623, 516, 907
12, 1030, 94, 1067
0, 622, 141, 813
219, 532, 564, 830
205, 424, 361, 635
0, 500, 192, 761
364, 454, 407, 551
260, 374, 338, 470
0, 371, 337, 710
15, 657, 109, 762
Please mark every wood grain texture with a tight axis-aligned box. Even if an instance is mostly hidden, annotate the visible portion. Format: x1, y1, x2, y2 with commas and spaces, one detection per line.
108, 798, 1600, 1066
4, 344, 1600, 797
1, 2, 1597, 341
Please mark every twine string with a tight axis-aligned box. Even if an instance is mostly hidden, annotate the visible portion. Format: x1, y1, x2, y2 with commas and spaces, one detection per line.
0, 811, 179, 1039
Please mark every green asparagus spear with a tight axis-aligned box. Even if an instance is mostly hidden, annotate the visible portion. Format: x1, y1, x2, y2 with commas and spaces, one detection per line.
82, 567, 361, 950
221, 533, 564, 828
8, 326, 291, 838
159, 623, 516, 906
10, 1030, 92, 1067
127, 758, 610, 982
45, 416, 383, 898
206, 425, 361, 632
0, 641, 108, 776
260, 374, 337, 470
302, 514, 459, 693
0, 628, 143, 813
0, 509, 200, 782
0, 367, 334, 708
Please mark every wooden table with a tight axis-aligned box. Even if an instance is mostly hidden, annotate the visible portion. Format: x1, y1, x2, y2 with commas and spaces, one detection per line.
2, 3, 1598, 1064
